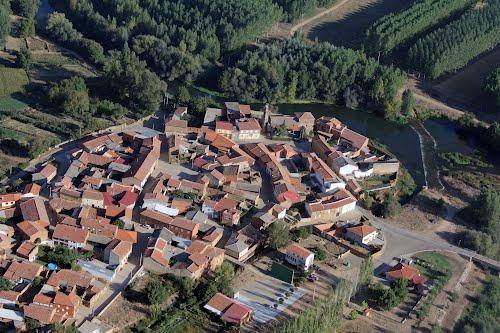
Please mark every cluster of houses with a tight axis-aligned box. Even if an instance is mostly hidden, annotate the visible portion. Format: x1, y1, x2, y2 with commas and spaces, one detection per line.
0, 101, 402, 330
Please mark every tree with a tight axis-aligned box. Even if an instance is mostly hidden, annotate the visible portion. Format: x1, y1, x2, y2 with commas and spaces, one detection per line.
484, 67, 500, 106
145, 277, 171, 305
111, 219, 125, 229
382, 193, 402, 217
103, 46, 165, 117
401, 89, 415, 116
472, 187, 500, 241
268, 220, 290, 249
176, 86, 191, 105
364, 0, 472, 54
0, 276, 13, 291
48, 76, 90, 119
199, 262, 235, 302
407, 2, 500, 78
13, 0, 40, 19
359, 257, 373, 286
25, 318, 40, 330
314, 248, 326, 261
0, 3, 10, 47
95, 99, 126, 120
51, 323, 78, 333
292, 226, 311, 241
39, 244, 92, 269
188, 96, 214, 113
32, 276, 42, 287
19, 17, 35, 37
16, 45, 32, 71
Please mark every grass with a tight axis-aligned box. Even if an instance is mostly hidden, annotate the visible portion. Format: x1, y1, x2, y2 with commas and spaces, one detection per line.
412, 251, 452, 279
0, 67, 29, 98
412, 251, 453, 321
0, 97, 28, 111
441, 151, 492, 168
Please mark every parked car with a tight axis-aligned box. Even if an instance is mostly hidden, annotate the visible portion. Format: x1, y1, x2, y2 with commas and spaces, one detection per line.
307, 274, 318, 282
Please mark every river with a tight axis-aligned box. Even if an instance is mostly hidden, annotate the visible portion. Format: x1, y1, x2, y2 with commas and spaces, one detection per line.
276, 104, 481, 188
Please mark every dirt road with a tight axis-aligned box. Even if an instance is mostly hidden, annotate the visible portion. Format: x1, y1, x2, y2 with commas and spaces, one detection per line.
289, 0, 351, 35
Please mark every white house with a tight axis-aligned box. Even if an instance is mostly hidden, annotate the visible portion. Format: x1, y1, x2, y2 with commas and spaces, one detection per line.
312, 172, 346, 192
52, 224, 89, 249
285, 243, 314, 271
331, 156, 359, 177
142, 199, 179, 217
345, 224, 377, 245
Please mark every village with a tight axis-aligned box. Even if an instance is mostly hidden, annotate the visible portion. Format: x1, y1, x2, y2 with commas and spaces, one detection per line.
0, 102, 476, 332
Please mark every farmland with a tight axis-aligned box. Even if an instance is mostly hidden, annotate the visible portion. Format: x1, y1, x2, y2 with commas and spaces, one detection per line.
0, 66, 29, 98
305, 0, 414, 48
0, 32, 107, 175
432, 47, 500, 119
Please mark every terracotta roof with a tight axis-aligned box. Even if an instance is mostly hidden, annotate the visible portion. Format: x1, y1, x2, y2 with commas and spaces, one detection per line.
307, 189, 356, 213
236, 118, 261, 131
115, 229, 138, 243
129, 147, 160, 184
222, 302, 251, 323
346, 224, 376, 237
340, 128, 368, 150
165, 119, 188, 128
37, 163, 57, 178
170, 217, 198, 232
0, 193, 21, 203
53, 224, 89, 244
3, 261, 42, 281
23, 303, 56, 324
205, 292, 233, 312
119, 191, 138, 206
23, 183, 41, 196
82, 190, 104, 201
20, 197, 49, 223
386, 263, 427, 285
16, 241, 37, 258
54, 291, 80, 307
0, 290, 20, 302
216, 121, 233, 132
141, 209, 173, 226
107, 239, 132, 258
286, 243, 313, 260
47, 269, 93, 289
17, 220, 45, 237
82, 134, 109, 151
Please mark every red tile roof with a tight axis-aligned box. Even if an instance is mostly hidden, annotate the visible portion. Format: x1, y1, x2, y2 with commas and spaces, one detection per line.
115, 229, 138, 243
221, 302, 251, 324
0, 193, 21, 203
53, 224, 89, 244
346, 224, 376, 237
287, 243, 313, 260
119, 191, 138, 206
216, 121, 233, 132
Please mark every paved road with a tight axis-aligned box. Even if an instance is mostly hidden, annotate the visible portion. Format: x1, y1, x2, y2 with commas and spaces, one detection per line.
358, 207, 500, 273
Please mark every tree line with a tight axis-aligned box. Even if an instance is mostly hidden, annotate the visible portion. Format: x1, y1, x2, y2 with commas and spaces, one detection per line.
484, 67, 500, 107
407, 0, 500, 79
454, 276, 500, 333
49, 0, 282, 82
0, 0, 10, 47
219, 36, 407, 120
364, 0, 473, 54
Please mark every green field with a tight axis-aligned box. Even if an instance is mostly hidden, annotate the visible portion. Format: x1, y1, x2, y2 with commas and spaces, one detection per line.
413, 251, 452, 278
0, 67, 29, 98
0, 97, 28, 111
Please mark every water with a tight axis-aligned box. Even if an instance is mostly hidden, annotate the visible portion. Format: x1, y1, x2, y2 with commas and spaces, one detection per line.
423, 118, 476, 155
275, 103, 425, 186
